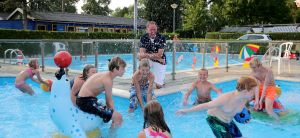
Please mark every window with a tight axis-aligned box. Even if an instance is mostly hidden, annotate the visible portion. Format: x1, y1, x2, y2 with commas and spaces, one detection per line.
67, 26, 75, 32
52, 24, 57, 31
108, 28, 114, 33
37, 25, 46, 31
115, 28, 121, 33
248, 35, 264, 40
100, 28, 107, 32
93, 28, 99, 32
121, 29, 127, 33
53, 24, 65, 32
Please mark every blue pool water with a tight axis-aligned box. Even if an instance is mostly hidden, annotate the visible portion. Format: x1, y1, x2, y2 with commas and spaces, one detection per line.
41, 52, 245, 77
0, 77, 299, 138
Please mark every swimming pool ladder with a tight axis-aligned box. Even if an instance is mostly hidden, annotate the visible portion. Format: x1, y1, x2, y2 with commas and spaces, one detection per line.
3, 49, 26, 64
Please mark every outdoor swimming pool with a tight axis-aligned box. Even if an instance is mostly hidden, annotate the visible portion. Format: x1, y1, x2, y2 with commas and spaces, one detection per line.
0, 77, 299, 138
41, 52, 245, 77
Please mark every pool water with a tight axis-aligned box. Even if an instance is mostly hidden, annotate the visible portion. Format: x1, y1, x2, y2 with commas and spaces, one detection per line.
41, 52, 245, 77
0, 77, 299, 138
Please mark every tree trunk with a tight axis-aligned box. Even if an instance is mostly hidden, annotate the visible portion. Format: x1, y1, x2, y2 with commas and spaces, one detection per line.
22, 0, 28, 30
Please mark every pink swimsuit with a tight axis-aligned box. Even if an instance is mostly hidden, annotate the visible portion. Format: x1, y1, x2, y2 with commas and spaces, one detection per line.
144, 128, 169, 138
15, 68, 35, 88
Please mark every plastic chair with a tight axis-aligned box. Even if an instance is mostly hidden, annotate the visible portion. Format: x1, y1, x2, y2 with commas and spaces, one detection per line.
269, 42, 293, 74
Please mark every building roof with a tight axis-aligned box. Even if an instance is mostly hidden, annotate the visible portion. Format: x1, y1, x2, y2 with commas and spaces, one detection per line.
220, 24, 300, 33
7, 8, 147, 26
272, 26, 298, 33
220, 27, 252, 33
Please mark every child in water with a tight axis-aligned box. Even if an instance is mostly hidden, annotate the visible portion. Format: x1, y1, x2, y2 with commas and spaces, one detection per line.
183, 68, 222, 105
128, 58, 155, 112
15, 59, 49, 95
138, 100, 172, 138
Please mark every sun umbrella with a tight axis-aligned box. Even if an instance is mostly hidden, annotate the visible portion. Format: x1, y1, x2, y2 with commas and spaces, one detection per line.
239, 44, 260, 68
239, 44, 260, 60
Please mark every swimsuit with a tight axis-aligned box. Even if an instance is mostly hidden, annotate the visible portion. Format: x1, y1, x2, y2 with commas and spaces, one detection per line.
259, 84, 277, 101
193, 97, 211, 105
76, 96, 113, 123
144, 128, 169, 138
15, 68, 34, 89
206, 115, 242, 138
129, 82, 155, 110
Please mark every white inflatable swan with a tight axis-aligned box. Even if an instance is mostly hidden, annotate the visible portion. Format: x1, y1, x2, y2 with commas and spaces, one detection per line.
49, 75, 102, 138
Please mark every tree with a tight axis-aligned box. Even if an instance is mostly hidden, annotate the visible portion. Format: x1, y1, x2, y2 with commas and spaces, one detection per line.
144, 0, 182, 32
111, 4, 146, 19
81, 0, 111, 15
182, 0, 212, 37
210, 0, 293, 26
0, 0, 20, 12
0, 0, 78, 13
28, 0, 78, 13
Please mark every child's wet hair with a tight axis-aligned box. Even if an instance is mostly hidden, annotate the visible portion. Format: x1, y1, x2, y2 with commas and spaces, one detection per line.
236, 76, 258, 92
200, 68, 208, 73
28, 59, 38, 69
143, 100, 171, 134
80, 64, 95, 80
139, 58, 150, 69
249, 57, 262, 67
108, 57, 126, 71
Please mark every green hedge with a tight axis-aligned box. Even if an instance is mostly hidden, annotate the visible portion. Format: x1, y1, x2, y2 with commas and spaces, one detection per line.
0, 29, 176, 40
0, 29, 135, 39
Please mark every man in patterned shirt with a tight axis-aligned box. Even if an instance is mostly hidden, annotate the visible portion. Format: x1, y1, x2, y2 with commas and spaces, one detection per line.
139, 21, 166, 89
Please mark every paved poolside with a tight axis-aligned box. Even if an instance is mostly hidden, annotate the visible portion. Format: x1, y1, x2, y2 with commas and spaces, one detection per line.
1, 60, 300, 98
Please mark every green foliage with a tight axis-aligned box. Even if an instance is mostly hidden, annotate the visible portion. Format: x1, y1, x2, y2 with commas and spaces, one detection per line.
111, 4, 146, 19
144, 0, 182, 32
210, 0, 293, 25
82, 0, 111, 15
0, 0, 78, 13
28, 0, 78, 13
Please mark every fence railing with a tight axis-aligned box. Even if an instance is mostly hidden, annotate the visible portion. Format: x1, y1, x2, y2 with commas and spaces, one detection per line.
1, 39, 299, 79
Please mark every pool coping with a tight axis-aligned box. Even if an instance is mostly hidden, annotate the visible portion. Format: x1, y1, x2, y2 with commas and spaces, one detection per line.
112, 76, 300, 98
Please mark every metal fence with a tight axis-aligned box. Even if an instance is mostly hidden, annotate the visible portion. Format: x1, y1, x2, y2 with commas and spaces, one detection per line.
1, 39, 299, 78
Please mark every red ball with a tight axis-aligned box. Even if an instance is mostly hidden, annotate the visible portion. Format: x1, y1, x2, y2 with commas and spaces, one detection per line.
54, 51, 72, 68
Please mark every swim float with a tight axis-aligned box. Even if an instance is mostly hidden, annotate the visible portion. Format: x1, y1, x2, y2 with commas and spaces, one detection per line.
49, 75, 102, 138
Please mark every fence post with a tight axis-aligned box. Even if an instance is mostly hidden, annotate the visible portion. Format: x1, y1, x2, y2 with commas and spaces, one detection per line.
225, 43, 229, 72
201, 42, 206, 69
65, 41, 69, 75
133, 39, 138, 74
172, 41, 176, 80
40, 42, 45, 72
94, 41, 99, 72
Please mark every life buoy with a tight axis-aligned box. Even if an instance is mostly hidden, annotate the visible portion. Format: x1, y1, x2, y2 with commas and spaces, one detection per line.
50, 75, 102, 138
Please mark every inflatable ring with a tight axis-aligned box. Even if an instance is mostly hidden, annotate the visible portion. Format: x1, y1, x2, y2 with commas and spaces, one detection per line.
50, 75, 102, 138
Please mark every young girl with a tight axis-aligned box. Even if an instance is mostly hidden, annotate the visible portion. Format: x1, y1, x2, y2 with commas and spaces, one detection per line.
15, 59, 49, 95
70, 64, 96, 105
128, 58, 155, 112
138, 100, 172, 138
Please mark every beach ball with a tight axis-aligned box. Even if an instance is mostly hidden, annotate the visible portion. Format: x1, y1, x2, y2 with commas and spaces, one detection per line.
40, 79, 53, 92
234, 108, 251, 123
54, 51, 72, 68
